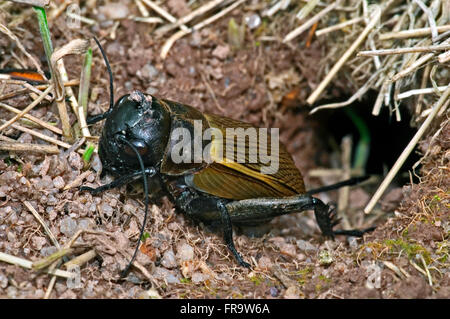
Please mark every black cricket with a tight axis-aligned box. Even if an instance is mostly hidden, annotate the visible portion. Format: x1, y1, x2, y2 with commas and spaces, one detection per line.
81, 38, 374, 276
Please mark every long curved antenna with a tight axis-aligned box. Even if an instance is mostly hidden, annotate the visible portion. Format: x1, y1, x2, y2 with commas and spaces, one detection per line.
115, 135, 149, 278
87, 37, 115, 124
306, 175, 370, 195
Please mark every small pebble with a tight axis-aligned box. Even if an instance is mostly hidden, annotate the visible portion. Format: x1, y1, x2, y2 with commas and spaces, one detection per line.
347, 236, 358, 250
68, 152, 83, 170
284, 286, 300, 299
258, 256, 273, 269
139, 288, 161, 299
212, 45, 230, 60
6, 286, 18, 298
0, 273, 8, 289
176, 243, 194, 262
34, 289, 45, 299
140, 63, 159, 79
191, 272, 208, 283
52, 176, 65, 189
152, 267, 179, 284
146, 87, 158, 95
296, 239, 317, 253
161, 249, 177, 269
269, 287, 279, 297
31, 236, 47, 250
41, 246, 58, 257
78, 219, 92, 230
245, 14, 261, 29
101, 203, 113, 217
98, 3, 129, 20
60, 217, 77, 237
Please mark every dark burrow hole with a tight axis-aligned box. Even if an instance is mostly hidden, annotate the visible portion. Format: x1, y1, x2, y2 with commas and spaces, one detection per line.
311, 90, 421, 187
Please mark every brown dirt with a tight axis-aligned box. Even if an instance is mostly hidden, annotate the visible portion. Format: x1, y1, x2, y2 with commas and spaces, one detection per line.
0, 1, 448, 299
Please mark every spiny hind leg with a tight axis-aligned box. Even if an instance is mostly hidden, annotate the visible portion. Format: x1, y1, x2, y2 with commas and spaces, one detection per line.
225, 195, 373, 238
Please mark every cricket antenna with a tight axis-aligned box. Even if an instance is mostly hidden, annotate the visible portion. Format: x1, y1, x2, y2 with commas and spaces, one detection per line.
115, 135, 149, 278
87, 37, 115, 124
306, 175, 370, 195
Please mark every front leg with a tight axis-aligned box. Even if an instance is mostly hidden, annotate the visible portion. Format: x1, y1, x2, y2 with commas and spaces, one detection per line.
80, 167, 156, 194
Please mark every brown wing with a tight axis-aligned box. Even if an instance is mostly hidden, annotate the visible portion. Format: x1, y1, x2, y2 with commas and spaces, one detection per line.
190, 113, 305, 200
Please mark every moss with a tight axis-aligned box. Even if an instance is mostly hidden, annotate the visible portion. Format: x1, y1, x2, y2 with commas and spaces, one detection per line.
179, 277, 191, 284
231, 292, 244, 298
249, 275, 263, 286
294, 267, 313, 285
436, 242, 449, 263
401, 228, 409, 237
315, 283, 322, 293
319, 250, 333, 266
357, 242, 385, 260
384, 238, 431, 263
318, 275, 331, 283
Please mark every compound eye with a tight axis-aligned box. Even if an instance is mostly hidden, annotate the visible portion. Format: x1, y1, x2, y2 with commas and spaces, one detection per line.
123, 139, 148, 156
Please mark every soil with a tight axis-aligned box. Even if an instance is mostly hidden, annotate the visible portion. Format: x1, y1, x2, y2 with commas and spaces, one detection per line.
0, 1, 448, 299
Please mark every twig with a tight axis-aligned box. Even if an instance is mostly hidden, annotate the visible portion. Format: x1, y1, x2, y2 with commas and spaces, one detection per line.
23, 83, 52, 101
0, 252, 74, 279
200, 71, 224, 112
160, 0, 246, 59
283, 1, 339, 43
358, 44, 450, 56
412, 0, 438, 43
264, 0, 291, 17
9, 0, 49, 6
0, 141, 59, 154
4, 120, 70, 149
141, 0, 190, 32
415, 64, 431, 115
397, 85, 448, 99
379, 25, 450, 40
66, 12, 97, 25
372, 71, 394, 116
0, 102, 62, 135
309, 65, 385, 113
133, 17, 164, 24
338, 136, 352, 229
309, 168, 361, 177
413, 123, 444, 170
307, 5, 382, 105
364, 85, 450, 214
63, 249, 97, 270
315, 17, 364, 36
296, 0, 319, 20
32, 248, 74, 270
135, 0, 149, 17
63, 170, 92, 190
51, 39, 90, 139
23, 200, 60, 248
391, 52, 434, 82
155, 0, 224, 36
438, 50, 450, 63
383, 261, 410, 279
78, 47, 93, 138
0, 85, 53, 133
